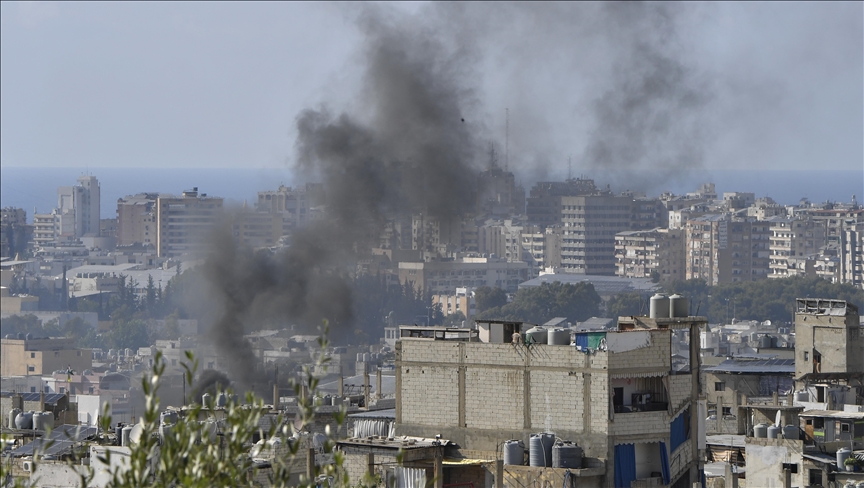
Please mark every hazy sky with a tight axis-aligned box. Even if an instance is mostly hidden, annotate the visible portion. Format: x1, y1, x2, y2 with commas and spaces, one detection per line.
1, 2, 862, 182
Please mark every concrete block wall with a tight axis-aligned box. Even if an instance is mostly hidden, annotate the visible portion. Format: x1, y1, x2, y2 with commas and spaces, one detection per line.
529, 370, 584, 431
465, 368, 524, 429
400, 364, 459, 426
608, 331, 671, 372
668, 374, 693, 412
608, 410, 669, 437
590, 373, 610, 434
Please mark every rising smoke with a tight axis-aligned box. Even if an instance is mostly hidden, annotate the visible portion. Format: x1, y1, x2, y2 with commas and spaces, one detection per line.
200, 4, 483, 389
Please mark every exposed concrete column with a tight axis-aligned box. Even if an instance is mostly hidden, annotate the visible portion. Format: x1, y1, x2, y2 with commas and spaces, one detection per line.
366, 453, 375, 480
773, 391, 779, 406
363, 372, 370, 409
306, 447, 315, 481
690, 322, 701, 486
273, 383, 279, 410
495, 460, 503, 488
338, 375, 344, 398
724, 463, 738, 488
376, 369, 382, 400
783, 467, 791, 488
434, 448, 443, 488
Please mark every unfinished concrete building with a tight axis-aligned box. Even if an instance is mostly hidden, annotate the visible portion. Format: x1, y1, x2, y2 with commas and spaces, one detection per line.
385, 310, 707, 487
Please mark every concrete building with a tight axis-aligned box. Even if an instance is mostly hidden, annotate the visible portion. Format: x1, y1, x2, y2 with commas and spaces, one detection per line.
475, 164, 525, 217
768, 216, 827, 279
614, 228, 685, 282
793, 298, 863, 381
115, 193, 164, 247
1, 207, 31, 257
229, 208, 285, 249
156, 188, 224, 258
398, 256, 529, 294
0, 337, 92, 377
256, 183, 324, 232
685, 215, 771, 284
431, 287, 475, 323
57, 175, 101, 239
394, 311, 707, 487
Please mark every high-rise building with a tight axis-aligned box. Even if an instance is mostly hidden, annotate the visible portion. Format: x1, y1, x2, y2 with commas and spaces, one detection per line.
614, 228, 685, 282
767, 217, 827, 279
156, 188, 224, 258
685, 215, 771, 284
57, 176, 100, 238
116, 193, 164, 247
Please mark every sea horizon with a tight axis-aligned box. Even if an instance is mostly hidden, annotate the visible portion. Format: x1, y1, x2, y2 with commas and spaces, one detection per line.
2, 165, 861, 224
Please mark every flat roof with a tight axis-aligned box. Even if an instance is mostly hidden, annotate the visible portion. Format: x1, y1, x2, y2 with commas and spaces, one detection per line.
518, 274, 660, 296
799, 410, 864, 420
705, 358, 794, 375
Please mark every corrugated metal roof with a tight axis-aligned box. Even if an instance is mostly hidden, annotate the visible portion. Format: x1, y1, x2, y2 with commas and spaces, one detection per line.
704, 358, 794, 374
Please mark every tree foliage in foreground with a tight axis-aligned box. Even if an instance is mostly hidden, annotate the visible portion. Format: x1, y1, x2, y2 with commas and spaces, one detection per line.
0, 326, 381, 488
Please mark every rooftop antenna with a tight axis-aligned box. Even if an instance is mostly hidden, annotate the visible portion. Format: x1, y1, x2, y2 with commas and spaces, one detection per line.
568, 155, 572, 181
505, 108, 509, 172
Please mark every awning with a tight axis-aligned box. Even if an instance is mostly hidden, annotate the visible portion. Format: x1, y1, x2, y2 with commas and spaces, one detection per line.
611, 371, 666, 379
442, 458, 493, 466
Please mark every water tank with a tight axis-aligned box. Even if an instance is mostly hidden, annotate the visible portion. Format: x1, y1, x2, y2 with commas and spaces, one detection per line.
159, 423, 172, 445
837, 447, 852, 469
525, 327, 548, 345
15, 411, 33, 430
753, 423, 768, 438
669, 295, 689, 318
649, 294, 670, 319
547, 328, 570, 345
503, 440, 524, 465
759, 335, 772, 349
160, 411, 178, 425
794, 391, 809, 403
121, 425, 133, 447
124, 348, 133, 357
767, 425, 780, 439
4, 334, 13, 339
529, 433, 555, 467
783, 425, 798, 440
356, 353, 363, 362
108, 349, 116, 357
216, 392, 227, 407
552, 441, 583, 468
362, 353, 370, 362
8, 408, 22, 429
33, 412, 52, 431
16, 333, 25, 340
312, 433, 327, 450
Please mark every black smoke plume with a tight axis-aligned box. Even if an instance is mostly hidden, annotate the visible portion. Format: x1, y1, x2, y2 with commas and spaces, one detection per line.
200, 4, 482, 389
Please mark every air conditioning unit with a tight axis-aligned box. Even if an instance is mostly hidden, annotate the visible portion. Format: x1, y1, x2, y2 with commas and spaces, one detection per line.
23, 461, 32, 473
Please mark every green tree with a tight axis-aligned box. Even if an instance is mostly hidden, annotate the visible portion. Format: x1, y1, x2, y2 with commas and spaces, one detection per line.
441, 310, 467, 328
606, 292, 646, 318
474, 286, 507, 314
477, 282, 601, 324
145, 274, 157, 314
106, 319, 150, 350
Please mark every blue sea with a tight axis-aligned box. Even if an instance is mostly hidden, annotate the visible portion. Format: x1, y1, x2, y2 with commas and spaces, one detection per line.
1, 165, 862, 223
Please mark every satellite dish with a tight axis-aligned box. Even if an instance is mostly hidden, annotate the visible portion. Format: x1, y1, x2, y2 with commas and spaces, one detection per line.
129, 423, 144, 446
774, 410, 781, 428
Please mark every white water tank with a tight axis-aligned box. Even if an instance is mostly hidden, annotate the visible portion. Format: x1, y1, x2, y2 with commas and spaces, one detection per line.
649, 294, 670, 319
547, 328, 570, 345
669, 294, 689, 318
525, 327, 548, 345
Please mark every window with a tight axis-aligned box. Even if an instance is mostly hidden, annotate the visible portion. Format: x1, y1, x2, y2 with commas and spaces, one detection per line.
60, 387, 65, 394
28, 366, 35, 372
804, 351, 809, 361
841, 423, 851, 433
722, 407, 732, 416
715, 382, 726, 392
30, 352, 35, 358
30, 387, 36, 393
